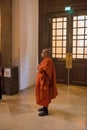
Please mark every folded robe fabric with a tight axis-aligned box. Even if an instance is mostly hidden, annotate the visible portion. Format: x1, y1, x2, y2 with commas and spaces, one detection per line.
35, 57, 58, 106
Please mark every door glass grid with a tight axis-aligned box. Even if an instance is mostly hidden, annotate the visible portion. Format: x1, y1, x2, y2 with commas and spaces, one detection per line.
52, 17, 67, 58
73, 15, 87, 59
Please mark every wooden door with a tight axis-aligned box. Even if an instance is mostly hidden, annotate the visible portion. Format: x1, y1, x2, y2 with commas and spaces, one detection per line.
49, 13, 87, 86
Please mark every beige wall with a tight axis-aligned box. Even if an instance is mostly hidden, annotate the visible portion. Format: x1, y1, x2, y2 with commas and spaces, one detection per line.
12, 0, 38, 90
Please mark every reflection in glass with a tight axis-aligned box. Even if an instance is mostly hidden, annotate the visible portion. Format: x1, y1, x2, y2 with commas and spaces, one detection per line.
73, 15, 87, 59
73, 21, 77, 27
63, 29, 66, 35
52, 37, 56, 40
52, 48, 55, 53
73, 29, 76, 35
77, 48, 83, 54
78, 28, 84, 35
52, 30, 56, 36
63, 22, 66, 28
77, 55, 83, 58
73, 48, 76, 53
85, 48, 87, 54
77, 40, 84, 47
73, 17, 77, 20
63, 54, 66, 58
64, 17, 67, 21
56, 54, 62, 58
52, 17, 67, 58
52, 18, 56, 22
85, 41, 87, 46
73, 36, 76, 39
73, 55, 76, 58
77, 35, 84, 39
63, 48, 66, 53
57, 29, 62, 35
57, 22, 62, 28
52, 54, 55, 58
73, 40, 76, 46
63, 36, 66, 40
86, 21, 87, 27
56, 41, 62, 46
57, 36, 62, 40
52, 23, 56, 29
63, 41, 66, 46
78, 16, 84, 20
84, 55, 87, 58
57, 18, 62, 21
52, 41, 55, 47
56, 48, 62, 53
85, 28, 87, 34
78, 21, 84, 27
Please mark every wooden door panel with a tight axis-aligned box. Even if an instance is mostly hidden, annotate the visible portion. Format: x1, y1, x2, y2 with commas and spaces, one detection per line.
53, 59, 67, 84
49, 14, 87, 86
56, 68, 67, 83
70, 61, 87, 86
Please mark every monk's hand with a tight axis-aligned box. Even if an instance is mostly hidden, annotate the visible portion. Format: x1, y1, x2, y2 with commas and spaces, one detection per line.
38, 68, 43, 73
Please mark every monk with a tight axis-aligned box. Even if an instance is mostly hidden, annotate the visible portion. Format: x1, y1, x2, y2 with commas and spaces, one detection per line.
35, 48, 58, 116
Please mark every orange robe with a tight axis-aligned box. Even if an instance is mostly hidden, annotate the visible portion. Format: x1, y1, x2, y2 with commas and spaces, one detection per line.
35, 57, 58, 106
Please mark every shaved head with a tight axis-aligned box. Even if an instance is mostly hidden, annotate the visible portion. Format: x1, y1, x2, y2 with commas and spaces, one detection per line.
41, 48, 51, 58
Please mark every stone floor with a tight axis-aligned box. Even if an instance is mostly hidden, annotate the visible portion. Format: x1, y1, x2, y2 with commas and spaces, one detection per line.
0, 84, 87, 130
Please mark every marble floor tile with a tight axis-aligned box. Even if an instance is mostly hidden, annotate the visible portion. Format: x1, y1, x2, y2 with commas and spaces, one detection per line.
0, 84, 87, 130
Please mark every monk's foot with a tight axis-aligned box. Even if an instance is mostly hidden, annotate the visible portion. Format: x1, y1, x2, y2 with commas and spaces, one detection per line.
38, 111, 48, 116
38, 107, 44, 111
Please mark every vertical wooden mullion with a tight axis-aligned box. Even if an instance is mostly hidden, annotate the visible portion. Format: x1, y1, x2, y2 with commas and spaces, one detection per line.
76, 17, 78, 59
55, 18, 57, 58
83, 16, 86, 59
